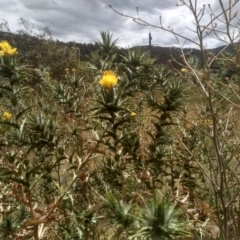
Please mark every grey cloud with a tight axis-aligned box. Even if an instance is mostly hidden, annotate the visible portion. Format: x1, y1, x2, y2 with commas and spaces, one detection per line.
106, 0, 177, 12
0, 0, 239, 48
21, 0, 61, 10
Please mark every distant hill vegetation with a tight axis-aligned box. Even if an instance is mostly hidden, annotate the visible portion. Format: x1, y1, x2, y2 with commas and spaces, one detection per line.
0, 30, 235, 69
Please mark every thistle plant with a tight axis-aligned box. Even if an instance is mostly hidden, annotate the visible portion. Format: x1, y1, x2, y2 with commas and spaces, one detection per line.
95, 31, 118, 60
88, 31, 118, 75
102, 192, 191, 239
131, 193, 191, 240
142, 71, 187, 189
90, 69, 140, 194
120, 47, 155, 89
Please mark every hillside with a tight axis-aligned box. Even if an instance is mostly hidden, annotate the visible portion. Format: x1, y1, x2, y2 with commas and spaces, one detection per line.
0, 31, 235, 69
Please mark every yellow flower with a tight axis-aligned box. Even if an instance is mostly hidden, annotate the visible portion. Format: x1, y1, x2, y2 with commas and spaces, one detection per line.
203, 118, 213, 126
130, 112, 137, 117
0, 50, 4, 56
181, 68, 188, 73
2, 111, 12, 120
0, 41, 17, 56
99, 71, 118, 89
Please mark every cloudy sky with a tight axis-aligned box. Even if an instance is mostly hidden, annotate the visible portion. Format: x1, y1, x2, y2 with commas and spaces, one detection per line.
0, 0, 239, 49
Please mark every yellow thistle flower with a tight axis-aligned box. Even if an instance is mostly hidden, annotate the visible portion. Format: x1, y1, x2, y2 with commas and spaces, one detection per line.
99, 71, 118, 89
181, 68, 188, 73
2, 111, 12, 120
130, 112, 137, 117
203, 118, 213, 126
0, 41, 17, 56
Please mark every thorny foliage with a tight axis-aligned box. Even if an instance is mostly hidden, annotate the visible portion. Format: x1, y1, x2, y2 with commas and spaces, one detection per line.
2, 0, 240, 238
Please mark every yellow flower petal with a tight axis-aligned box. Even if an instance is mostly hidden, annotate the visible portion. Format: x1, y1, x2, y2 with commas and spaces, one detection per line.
2, 111, 12, 120
99, 71, 118, 89
181, 68, 188, 73
0, 41, 18, 56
